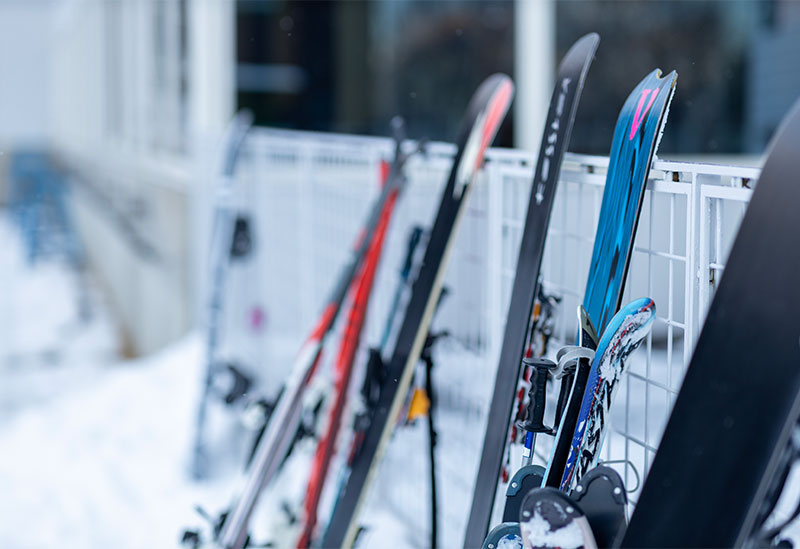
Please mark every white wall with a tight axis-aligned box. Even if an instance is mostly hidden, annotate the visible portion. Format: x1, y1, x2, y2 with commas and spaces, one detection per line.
43, 0, 236, 355
0, 1, 53, 147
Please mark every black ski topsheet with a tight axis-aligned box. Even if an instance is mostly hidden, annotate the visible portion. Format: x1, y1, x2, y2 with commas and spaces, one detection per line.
543, 68, 677, 489
322, 74, 514, 548
463, 33, 599, 547
621, 100, 800, 547
192, 109, 254, 480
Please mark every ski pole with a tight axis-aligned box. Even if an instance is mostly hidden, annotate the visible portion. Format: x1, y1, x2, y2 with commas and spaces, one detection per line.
518, 356, 556, 466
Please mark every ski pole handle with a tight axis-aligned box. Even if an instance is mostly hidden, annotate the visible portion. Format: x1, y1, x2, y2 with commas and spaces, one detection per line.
518, 357, 556, 434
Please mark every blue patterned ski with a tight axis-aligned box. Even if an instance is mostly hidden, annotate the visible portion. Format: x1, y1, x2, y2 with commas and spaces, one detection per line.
559, 297, 655, 491
544, 68, 677, 488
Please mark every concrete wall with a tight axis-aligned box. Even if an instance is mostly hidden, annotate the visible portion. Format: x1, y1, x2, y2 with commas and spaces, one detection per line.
42, 0, 235, 355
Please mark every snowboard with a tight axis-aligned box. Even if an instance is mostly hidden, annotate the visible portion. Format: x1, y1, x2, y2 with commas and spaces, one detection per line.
621, 100, 800, 546
559, 297, 655, 491
543, 68, 677, 489
322, 73, 514, 548
192, 109, 254, 480
464, 33, 599, 547
215, 119, 412, 549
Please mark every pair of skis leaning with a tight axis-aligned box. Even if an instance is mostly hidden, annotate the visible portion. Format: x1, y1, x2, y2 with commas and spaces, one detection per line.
191, 117, 419, 549
466, 32, 678, 547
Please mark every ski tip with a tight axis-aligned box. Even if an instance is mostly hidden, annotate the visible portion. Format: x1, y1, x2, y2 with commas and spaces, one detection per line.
390, 116, 407, 144
560, 32, 599, 64
647, 68, 678, 86
484, 74, 515, 123
234, 108, 255, 127
572, 32, 600, 53
629, 295, 656, 312
482, 73, 515, 105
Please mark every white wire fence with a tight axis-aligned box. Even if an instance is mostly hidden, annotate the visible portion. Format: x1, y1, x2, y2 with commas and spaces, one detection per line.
218, 127, 759, 546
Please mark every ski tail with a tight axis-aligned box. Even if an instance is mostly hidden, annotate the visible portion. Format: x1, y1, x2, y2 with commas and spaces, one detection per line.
519, 488, 597, 549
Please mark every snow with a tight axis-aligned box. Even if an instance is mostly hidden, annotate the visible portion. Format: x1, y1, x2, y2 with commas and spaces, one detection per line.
0, 336, 209, 547
0, 211, 416, 548
0, 214, 230, 548
520, 510, 584, 549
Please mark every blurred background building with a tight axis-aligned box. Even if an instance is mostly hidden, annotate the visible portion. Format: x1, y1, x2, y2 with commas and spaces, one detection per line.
0, 0, 798, 355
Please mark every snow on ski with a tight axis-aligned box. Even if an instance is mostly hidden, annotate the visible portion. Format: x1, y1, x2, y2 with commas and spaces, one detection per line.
322, 73, 514, 548
543, 68, 677, 490
519, 488, 597, 549
192, 110, 255, 480
464, 33, 598, 546
621, 99, 800, 547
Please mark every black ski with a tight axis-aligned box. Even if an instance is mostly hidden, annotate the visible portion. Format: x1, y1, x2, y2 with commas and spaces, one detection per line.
322, 73, 514, 548
621, 100, 800, 547
464, 33, 598, 546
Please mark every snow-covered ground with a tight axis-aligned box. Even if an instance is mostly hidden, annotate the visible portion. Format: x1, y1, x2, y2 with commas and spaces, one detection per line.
0, 210, 419, 548
0, 214, 227, 548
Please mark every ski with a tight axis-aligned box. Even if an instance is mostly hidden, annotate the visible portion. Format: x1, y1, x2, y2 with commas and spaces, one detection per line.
380, 225, 424, 351
215, 119, 412, 549
322, 73, 514, 548
192, 110, 254, 480
464, 33, 599, 546
559, 297, 655, 491
295, 137, 407, 547
543, 67, 677, 489
621, 100, 800, 547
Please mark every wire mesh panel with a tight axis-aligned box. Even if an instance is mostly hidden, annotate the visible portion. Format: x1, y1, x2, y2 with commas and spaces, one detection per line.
224, 126, 759, 546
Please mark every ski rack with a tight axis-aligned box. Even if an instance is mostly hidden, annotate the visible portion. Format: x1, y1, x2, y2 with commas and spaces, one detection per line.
226, 126, 760, 546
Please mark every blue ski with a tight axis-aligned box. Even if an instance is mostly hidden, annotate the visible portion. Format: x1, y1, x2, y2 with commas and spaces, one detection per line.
559, 297, 656, 491
543, 68, 677, 488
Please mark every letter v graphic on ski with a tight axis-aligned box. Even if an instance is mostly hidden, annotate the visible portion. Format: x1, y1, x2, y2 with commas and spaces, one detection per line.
628, 89, 657, 141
